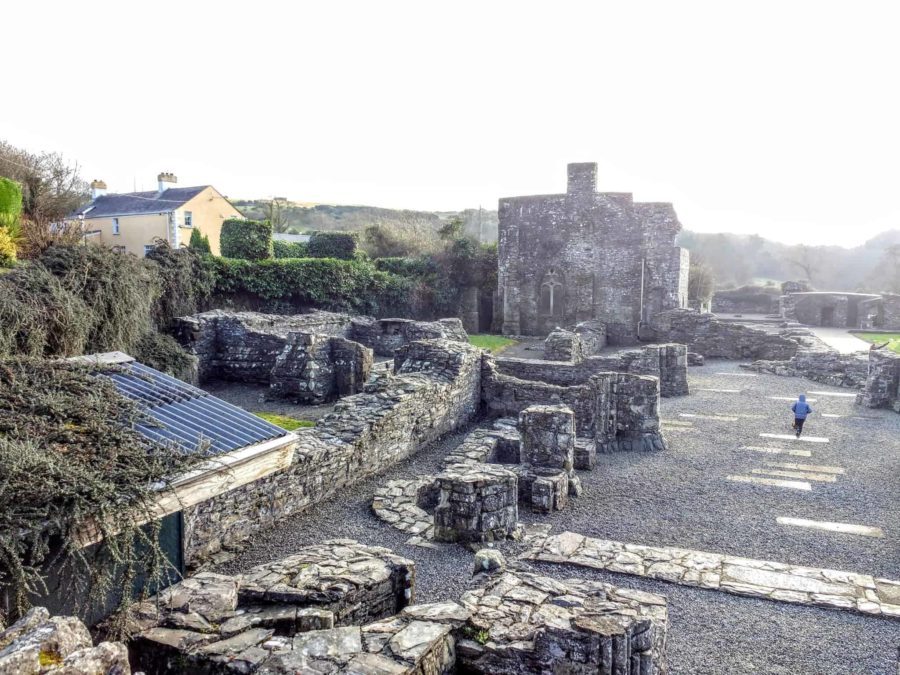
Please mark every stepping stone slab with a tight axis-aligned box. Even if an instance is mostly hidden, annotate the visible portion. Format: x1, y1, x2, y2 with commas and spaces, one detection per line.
727, 475, 811, 491
776, 517, 884, 538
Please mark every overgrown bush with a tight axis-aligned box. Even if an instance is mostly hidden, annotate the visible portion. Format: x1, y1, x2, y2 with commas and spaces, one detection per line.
0, 228, 16, 267
188, 227, 211, 254
146, 241, 215, 328
0, 358, 206, 625
273, 239, 309, 258
307, 231, 357, 260
206, 256, 413, 315
133, 329, 196, 380
0, 176, 22, 230
220, 218, 273, 260
40, 245, 159, 354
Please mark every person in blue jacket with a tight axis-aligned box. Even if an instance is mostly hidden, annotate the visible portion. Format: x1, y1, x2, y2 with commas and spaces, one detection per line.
791, 394, 812, 438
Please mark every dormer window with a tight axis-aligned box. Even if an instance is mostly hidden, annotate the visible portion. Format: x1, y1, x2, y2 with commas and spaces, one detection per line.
184, 211, 193, 228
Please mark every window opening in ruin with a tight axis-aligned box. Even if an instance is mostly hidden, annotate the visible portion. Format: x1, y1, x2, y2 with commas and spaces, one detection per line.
540, 269, 564, 317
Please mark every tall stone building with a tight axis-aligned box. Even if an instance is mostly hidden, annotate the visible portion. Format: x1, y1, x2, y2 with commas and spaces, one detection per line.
495, 162, 689, 342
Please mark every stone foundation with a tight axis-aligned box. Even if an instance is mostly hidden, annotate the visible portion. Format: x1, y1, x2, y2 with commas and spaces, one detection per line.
647, 309, 798, 360
183, 339, 483, 566
459, 570, 668, 675
128, 541, 417, 674
0, 607, 130, 675
519, 404, 575, 471
433, 463, 519, 544
495, 342, 688, 398
350, 317, 468, 357
543, 328, 584, 362
269, 333, 373, 402
483, 357, 666, 453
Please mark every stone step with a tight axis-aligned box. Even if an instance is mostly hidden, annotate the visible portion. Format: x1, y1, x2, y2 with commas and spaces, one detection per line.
751, 468, 837, 483
739, 445, 812, 457
760, 433, 829, 443
808, 390, 858, 398
768, 396, 819, 402
727, 475, 812, 491
764, 461, 844, 474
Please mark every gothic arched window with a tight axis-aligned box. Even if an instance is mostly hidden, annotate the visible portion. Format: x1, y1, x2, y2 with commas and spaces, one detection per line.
539, 268, 564, 317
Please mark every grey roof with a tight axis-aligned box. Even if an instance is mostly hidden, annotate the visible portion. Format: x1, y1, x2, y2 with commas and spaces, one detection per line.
273, 233, 311, 243
91, 357, 289, 455
73, 186, 209, 218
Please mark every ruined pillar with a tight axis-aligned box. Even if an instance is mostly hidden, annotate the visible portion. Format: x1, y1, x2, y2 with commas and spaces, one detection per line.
433, 463, 519, 544
518, 404, 575, 471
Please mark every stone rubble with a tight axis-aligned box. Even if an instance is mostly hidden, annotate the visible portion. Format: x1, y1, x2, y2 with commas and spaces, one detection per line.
524, 532, 900, 619
458, 569, 668, 675
127, 540, 418, 673
0, 607, 130, 675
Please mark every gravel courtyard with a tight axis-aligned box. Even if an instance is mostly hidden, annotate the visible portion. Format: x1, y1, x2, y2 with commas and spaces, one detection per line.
215, 362, 900, 674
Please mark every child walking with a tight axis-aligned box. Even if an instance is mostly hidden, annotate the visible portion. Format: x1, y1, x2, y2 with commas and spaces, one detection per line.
791, 394, 812, 438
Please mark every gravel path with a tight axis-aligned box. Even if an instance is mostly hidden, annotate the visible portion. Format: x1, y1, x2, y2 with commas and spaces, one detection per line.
212, 362, 900, 674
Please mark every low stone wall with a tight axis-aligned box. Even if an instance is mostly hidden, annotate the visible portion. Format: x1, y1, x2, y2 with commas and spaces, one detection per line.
174, 309, 354, 383
543, 328, 583, 361
711, 288, 779, 314
647, 309, 798, 360
857, 348, 900, 412
350, 317, 468, 356
495, 343, 689, 397
182, 339, 483, 565
744, 348, 870, 389
482, 356, 666, 452
574, 319, 607, 355
0, 607, 130, 674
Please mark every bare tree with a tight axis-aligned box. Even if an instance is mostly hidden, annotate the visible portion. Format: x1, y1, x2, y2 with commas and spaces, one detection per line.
785, 244, 821, 284
261, 197, 290, 234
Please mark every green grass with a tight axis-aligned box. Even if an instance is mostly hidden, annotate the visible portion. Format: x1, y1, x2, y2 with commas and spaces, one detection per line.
254, 412, 315, 431
469, 334, 518, 354
854, 332, 900, 354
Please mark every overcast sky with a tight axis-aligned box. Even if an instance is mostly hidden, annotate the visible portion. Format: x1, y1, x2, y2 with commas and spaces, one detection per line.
4, 1, 899, 246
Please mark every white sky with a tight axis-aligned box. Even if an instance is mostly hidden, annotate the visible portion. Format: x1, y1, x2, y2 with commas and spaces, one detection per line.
4, 0, 899, 246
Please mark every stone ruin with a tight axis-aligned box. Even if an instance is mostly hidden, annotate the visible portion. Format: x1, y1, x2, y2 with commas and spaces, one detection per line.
173, 310, 469, 402
495, 162, 689, 343
432, 463, 520, 544
0, 607, 130, 674
857, 347, 900, 413
14, 538, 662, 674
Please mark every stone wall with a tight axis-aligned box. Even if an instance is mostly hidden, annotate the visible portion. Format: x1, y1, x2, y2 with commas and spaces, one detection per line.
543, 328, 583, 361
174, 309, 354, 383
860, 293, 900, 330
481, 356, 666, 452
857, 348, 900, 412
711, 288, 779, 314
495, 343, 689, 397
744, 340, 870, 389
182, 339, 483, 565
496, 162, 688, 340
349, 317, 468, 357
647, 309, 799, 360
784, 292, 881, 328
574, 319, 607, 354
0, 607, 130, 674
269, 334, 372, 402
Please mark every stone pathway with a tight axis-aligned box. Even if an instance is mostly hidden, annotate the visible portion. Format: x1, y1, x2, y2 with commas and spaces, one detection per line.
522, 532, 900, 619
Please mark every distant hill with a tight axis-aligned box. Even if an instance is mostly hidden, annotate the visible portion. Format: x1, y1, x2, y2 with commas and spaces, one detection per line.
233, 198, 898, 293
232, 200, 499, 244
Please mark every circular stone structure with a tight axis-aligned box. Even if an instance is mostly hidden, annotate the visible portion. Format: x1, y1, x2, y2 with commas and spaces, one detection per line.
433, 463, 518, 544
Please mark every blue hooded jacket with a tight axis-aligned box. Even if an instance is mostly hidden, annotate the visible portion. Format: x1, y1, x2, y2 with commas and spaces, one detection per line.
792, 394, 812, 420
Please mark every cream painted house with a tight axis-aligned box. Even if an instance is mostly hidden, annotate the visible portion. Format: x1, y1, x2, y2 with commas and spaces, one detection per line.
72, 172, 243, 256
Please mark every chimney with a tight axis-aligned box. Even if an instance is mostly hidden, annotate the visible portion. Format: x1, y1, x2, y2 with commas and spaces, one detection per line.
567, 162, 597, 195
90, 179, 107, 200
157, 172, 177, 194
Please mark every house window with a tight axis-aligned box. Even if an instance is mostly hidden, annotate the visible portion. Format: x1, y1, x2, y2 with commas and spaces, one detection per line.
143, 244, 156, 257
184, 211, 193, 228
112, 217, 120, 235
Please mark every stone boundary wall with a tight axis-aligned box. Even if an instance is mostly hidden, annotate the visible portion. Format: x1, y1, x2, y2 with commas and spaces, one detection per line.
182, 339, 483, 566
647, 309, 798, 360
857, 349, 900, 412
481, 356, 666, 452
711, 288, 779, 315
494, 343, 688, 397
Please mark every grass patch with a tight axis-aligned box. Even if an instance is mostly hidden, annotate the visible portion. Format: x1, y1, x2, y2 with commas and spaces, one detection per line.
254, 412, 315, 431
854, 332, 900, 354
469, 334, 518, 354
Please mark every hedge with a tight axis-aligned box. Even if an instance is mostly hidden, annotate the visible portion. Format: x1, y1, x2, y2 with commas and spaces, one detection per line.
273, 239, 309, 258
188, 227, 211, 254
205, 256, 412, 315
220, 218, 273, 260
374, 256, 437, 278
308, 231, 357, 260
